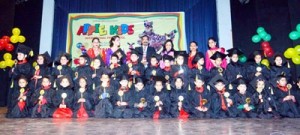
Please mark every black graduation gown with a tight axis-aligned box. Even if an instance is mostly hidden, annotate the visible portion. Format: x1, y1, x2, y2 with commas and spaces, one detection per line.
126, 62, 145, 81
170, 88, 190, 118
148, 90, 171, 119
293, 85, 300, 109
6, 87, 32, 118
91, 67, 105, 89
270, 65, 292, 81
74, 65, 93, 81
52, 65, 74, 80
132, 87, 151, 118
209, 67, 225, 79
109, 64, 127, 82
52, 87, 74, 118
30, 64, 52, 90
93, 85, 115, 118
31, 87, 55, 118
273, 87, 299, 118
233, 92, 256, 118
225, 62, 245, 83
245, 62, 270, 82
144, 65, 164, 83
112, 89, 134, 118
171, 65, 190, 87
189, 86, 211, 118
251, 90, 278, 118
191, 66, 211, 83
73, 89, 94, 118
210, 91, 237, 118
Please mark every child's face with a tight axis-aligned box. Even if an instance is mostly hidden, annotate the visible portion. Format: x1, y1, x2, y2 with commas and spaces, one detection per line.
254, 55, 262, 64
79, 78, 87, 88
42, 78, 51, 87
17, 53, 26, 61
150, 58, 158, 66
135, 82, 144, 91
110, 56, 118, 64
93, 59, 101, 68
120, 79, 129, 87
237, 84, 247, 94
79, 57, 87, 65
101, 74, 110, 83
60, 78, 70, 88
130, 54, 139, 62
231, 54, 239, 63
215, 82, 225, 91
194, 79, 204, 87
18, 79, 28, 88
215, 58, 222, 67
165, 42, 172, 51
175, 78, 184, 89
189, 42, 198, 52
60, 56, 69, 65
176, 56, 184, 65
37, 56, 44, 65
274, 56, 283, 66
164, 60, 171, 67
154, 81, 163, 92
277, 77, 287, 86
256, 80, 265, 90
197, 58, 205, 66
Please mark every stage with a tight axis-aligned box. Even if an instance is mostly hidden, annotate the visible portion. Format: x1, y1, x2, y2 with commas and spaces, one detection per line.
0, 108, 299, 134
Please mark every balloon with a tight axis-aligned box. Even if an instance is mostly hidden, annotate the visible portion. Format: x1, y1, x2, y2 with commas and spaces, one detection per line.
265, 50, 274, 57
5, 43, 14, 52
261, 41, 270, 48
256, 27, 265, 34
18, 35, 26, 43
295, 45, 300, 54
284, 48, 297, 58
263, 34, 271, 41
263, 47, 272, 53
0, 61, 7, 69
0, 44, 4, 51
292, 55, 300, 64
5, 59, 15, 67
76, 43, 82, 49
296, 24, 300, 32
252, 35, 261, 43
12, 28, 21, 36
258, 31, 268, 38
261, 59, 270, 67
10, 35, 18, 44
0, 39, 5, 46
289, 31, 300, 40
3, 53, 12, 60
238, 55, 247, 63
32, 62, 37, 67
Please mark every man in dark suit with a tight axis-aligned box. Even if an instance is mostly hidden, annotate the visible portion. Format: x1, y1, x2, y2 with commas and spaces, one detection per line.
135, 35, 156, 67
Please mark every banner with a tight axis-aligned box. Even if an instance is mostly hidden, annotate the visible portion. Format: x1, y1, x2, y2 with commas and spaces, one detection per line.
66, 12, 186, 66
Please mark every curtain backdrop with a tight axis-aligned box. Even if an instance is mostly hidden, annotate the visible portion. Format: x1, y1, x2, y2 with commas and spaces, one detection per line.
52, 0, 218, 59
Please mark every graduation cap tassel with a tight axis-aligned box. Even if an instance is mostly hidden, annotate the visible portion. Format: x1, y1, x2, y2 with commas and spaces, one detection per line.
269, 87, 274, 95
287, 61, 290, 68
92, 83, 95, 90
53, 79, 57, 88
188, 84, 191, 91
229, 83, 233, 90
167, 83, 171, 90
10, 80, 14, 88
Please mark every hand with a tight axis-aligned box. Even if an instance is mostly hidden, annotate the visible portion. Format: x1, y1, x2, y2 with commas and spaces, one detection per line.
259, 95, 262, 99
57, 75, 63, 78
245, 106, 251, 111
268, 107, 272, 112
138, 103, 144, 108
159, 101, 163, 105
178, 101, 182, 107
236, 74, 242, 78
38, 96, 43, 100
196, 106, 202, 111
117, 101, 121, 106
120, 102, 127, 106
12, 68, 15, 73
131, 70, 136, 75
59, 104, 66, 108
243, 104, 249, 108
22, 96, 27, 101
202, 107, 208, 112
178, 70, 184, 74
255, 72, 261, 77
155, 102, 160, 107
92, 74, 96, 78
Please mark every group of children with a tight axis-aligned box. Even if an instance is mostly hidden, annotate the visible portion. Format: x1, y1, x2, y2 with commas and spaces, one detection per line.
6, 41, 300, 119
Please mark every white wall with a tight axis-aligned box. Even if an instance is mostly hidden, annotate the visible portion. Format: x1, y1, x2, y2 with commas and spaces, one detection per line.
39, 0, 54, 54
216, 0, 233, 50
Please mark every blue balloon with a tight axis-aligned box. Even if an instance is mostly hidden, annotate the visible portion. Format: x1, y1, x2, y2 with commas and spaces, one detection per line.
76, 43, 82, 49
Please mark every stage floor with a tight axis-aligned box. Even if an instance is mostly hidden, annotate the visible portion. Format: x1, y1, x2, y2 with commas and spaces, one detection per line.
0, 108, 299, 135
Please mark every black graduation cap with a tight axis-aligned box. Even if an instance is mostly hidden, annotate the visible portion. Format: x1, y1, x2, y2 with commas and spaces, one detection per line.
210, 51, 226, 60
194, 74, 206, 82
134, 77, 145, 84
41, 51, 52, 65
232, 78, 247, 86
249, 76, 266, 89
16, 44, 33, 57
79, 54, 91, 65
130, 48, 142, 55
226, 48, 243, 57
276, 73, 287, 81
208, 74, 228, 90
192, 52, 205, 64
163, 54, 174, 61
153, 76, 167, 83
151, 53, 162, 61
248, 50, 264, 59
175, 51, 188, 58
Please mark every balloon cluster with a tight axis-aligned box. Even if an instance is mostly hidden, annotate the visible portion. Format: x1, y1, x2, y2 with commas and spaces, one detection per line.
289, 24, 300, 41
0, 53, 15, 69
76, 42, 86, 54
0, 36, 14, 52
252, 27, 272, 43
261, 41, 274, 57
10, 28, 26, 44
284, 45, 300, 64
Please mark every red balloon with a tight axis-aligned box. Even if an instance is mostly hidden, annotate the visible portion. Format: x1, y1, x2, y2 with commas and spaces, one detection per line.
0, 44, 4, 51
261, 41, 270, 48
266, 50, 274, 57
0, 39, 5, 46
5, 43, 14, 52
2, 36, 10, 43
263, 47, 272, 53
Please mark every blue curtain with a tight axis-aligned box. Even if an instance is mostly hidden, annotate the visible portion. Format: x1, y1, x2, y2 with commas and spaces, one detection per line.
52, 0, 218, 58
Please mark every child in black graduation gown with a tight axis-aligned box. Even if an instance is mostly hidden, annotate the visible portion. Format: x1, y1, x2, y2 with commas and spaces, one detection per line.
52, 53, 74, 87
162, 55, 174, 84
270, 54, 291, 81
191, 52, 211, 83
93, 72, 115, 118
232, 78, 256, 118
145, 54, 164, 84
273, 75, 299, 118
31, 76, 55, 118
250, 76, 279, 119
73, 76, 94, 118
108, 53, 126, 82
245, 50, 270, 82
209, 75, 236, 118
170, 77, 190, 118
8, 44, 33, 111
149, 76, 171, 119
126, 48, 145, 82
189, 75, 211, 118
209, 51, 226, 77
74, 54, 93, 82
171, 51, 190, 85
225, 48, 245, 84
91, 56, 105, 89
6, 76, 31, 118
132, 77, 151, 118
112, 75, 134, 118
30, 51, 52, 90
52, 75, 74, 118
294, 77, 300, 109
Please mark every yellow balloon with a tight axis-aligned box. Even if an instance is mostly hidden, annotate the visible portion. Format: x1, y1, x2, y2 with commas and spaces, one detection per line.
3, 53, 12, 60
18, 35, 26, 43
292, 55, 300, 65
261, 59, 270, 67
10, 35, 18, 44
32, 62, 37, 67
0, 61, 7, 69
12, 28, 21, 36
5, 59, 15, 67
295, 45, 300, 54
